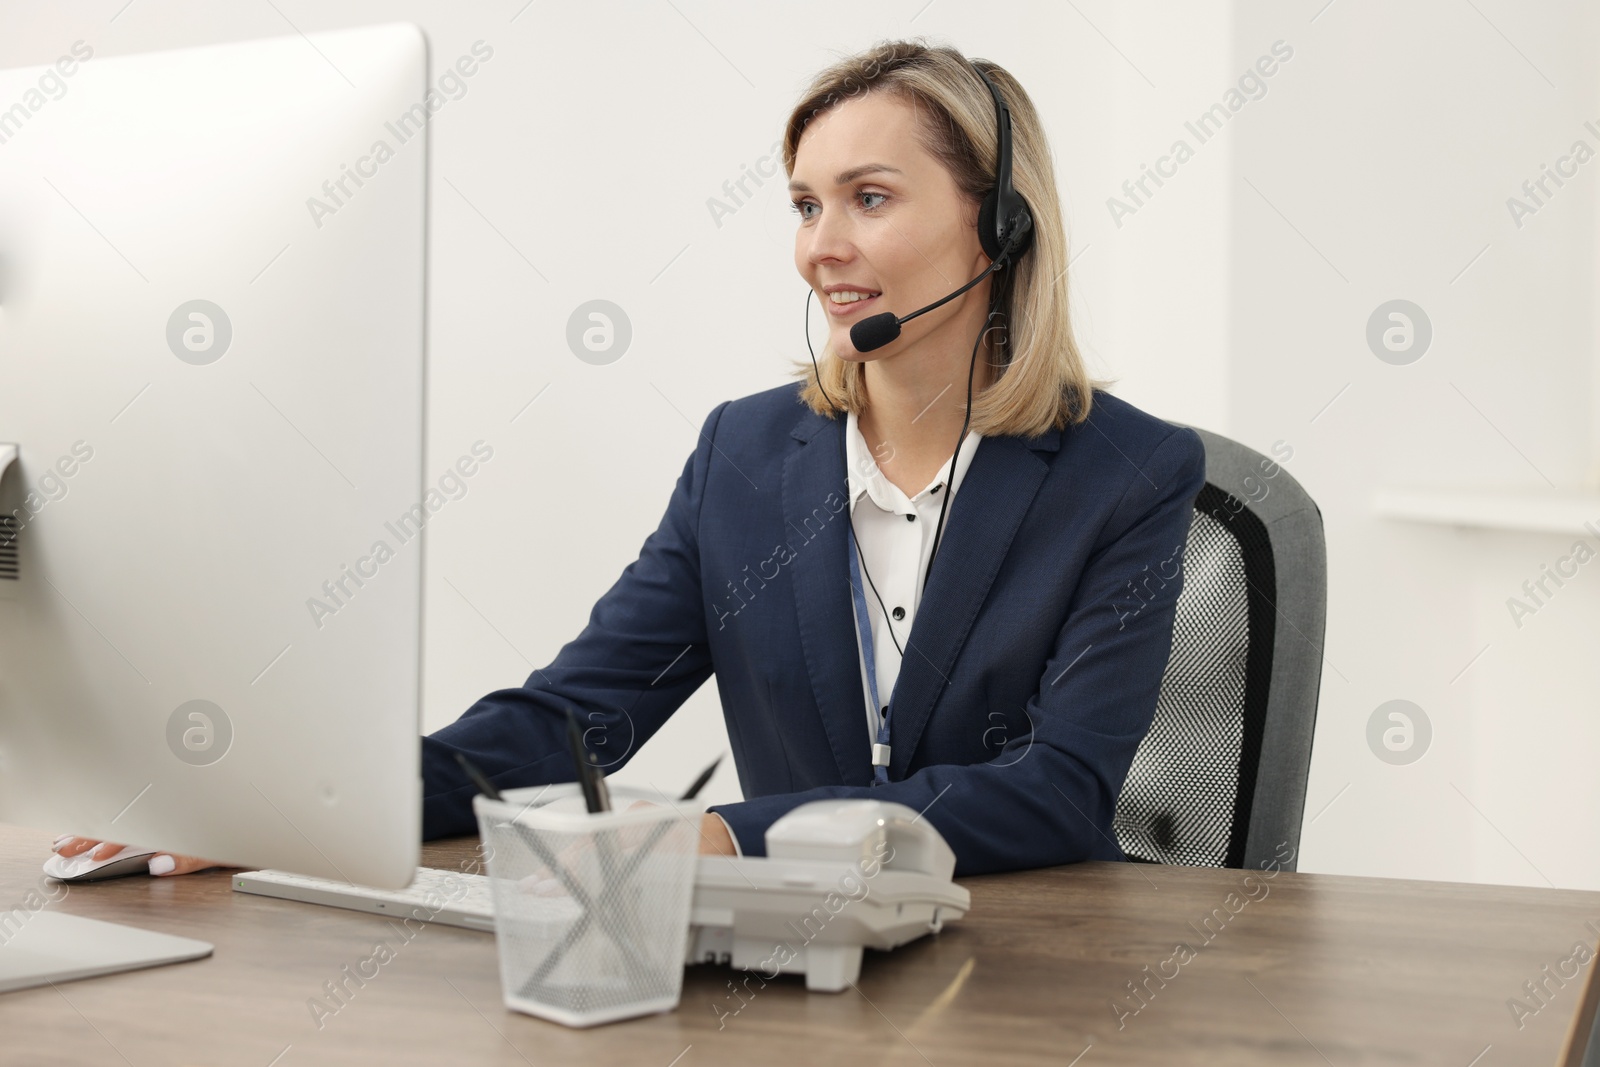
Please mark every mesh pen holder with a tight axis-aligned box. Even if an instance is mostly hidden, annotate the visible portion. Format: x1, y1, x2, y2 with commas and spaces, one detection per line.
472, 783, 701, 1028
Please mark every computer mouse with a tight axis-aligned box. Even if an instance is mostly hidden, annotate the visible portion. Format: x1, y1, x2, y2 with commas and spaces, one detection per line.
42, 846, 162, 883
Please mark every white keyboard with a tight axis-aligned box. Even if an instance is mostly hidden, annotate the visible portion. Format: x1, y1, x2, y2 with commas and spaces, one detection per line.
234, 866, 497, 932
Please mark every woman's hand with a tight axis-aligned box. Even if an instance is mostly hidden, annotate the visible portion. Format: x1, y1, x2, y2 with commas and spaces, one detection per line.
620, 802, 736, 856
517, 805, 736, 898
52, 836, 236, 877
697, 812, 737, 856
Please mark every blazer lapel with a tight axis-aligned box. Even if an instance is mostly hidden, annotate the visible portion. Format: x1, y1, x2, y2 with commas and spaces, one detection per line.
785, 408, 874, 785
888, 430, 1058, 779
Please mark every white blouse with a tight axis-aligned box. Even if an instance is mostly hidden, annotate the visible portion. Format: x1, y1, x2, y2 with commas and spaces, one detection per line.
843, 409, 983, 749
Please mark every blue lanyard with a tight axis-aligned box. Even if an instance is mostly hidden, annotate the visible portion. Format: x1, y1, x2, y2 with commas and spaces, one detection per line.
846, 522, 893, 785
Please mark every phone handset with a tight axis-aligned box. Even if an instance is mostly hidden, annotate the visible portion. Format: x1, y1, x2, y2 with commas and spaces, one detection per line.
695, 797, 970, 992
765, 799, 956, 882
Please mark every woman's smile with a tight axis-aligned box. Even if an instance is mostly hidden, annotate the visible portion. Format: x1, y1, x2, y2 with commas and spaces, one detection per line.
822, 285, 882, 318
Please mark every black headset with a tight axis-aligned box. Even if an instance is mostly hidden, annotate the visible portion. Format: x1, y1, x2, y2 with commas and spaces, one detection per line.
973, 62, 1034, 267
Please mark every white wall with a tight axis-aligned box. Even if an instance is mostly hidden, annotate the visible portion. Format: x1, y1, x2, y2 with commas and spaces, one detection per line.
1228, 0, 1600, 888
17, 1, 1589, 890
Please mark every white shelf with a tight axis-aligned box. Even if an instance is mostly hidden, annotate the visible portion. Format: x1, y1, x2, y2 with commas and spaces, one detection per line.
1372, 488, 1600, 536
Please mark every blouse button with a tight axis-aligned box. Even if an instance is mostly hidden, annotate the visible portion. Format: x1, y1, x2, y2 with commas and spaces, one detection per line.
892, 606, 905, 621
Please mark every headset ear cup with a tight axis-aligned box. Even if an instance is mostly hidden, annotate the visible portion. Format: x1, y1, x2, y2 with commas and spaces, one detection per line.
977, 191, 1035, 265
1006, 203, 1035, 260
977, 190, 1003, 262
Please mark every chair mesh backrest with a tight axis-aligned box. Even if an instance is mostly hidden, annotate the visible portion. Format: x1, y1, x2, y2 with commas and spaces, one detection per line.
1114, 482, 1277, 867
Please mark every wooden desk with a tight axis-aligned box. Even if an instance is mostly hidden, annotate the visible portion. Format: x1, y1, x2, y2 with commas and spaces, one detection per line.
2, 823, 1596, 1065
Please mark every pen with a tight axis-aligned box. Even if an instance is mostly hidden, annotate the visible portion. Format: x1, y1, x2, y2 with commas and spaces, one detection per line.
588, 751, 612, 813
679, 754, 722, 801
565, 708, 606, 813
454, 752, 502, 801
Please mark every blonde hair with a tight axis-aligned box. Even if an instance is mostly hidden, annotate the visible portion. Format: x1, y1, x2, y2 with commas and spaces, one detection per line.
784, 38, 1111, 436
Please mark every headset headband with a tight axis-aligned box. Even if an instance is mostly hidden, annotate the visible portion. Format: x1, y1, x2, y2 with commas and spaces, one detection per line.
971, 62, 1034, 266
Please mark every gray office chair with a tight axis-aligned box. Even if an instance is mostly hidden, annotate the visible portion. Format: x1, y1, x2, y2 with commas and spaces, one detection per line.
1112, 426, 1326, 871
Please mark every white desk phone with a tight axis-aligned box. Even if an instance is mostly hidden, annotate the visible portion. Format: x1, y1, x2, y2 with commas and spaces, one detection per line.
230, 798, 970, 993
688, 799, 971, 990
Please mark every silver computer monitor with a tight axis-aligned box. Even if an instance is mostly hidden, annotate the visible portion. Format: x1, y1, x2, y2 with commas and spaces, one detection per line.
0, 23, 429, 897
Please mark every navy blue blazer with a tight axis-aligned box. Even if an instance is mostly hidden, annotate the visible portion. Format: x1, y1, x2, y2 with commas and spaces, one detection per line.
421, 381, 1205, 876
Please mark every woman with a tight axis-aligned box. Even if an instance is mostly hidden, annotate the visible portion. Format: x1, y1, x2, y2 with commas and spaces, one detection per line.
56, 38, 1204, 878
